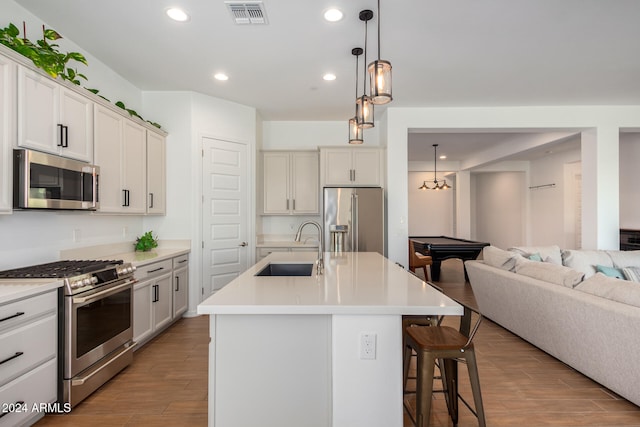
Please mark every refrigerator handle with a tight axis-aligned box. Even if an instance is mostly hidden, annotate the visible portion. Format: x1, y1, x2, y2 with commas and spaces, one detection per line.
352, 193, 359, 251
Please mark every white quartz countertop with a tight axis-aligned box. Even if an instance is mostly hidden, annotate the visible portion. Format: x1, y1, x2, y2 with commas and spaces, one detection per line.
197, 251, 462, 316
0, 279, 63, 304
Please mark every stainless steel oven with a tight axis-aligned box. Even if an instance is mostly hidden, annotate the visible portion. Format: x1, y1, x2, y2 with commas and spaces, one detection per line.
13, 148, 99, 210
0, 260, 136, 408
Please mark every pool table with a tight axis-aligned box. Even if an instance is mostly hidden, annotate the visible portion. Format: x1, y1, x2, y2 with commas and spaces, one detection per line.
409, 236, 490, 281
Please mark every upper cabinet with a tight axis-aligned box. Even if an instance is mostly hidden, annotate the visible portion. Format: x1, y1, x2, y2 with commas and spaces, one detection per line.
17, 66, 93, 162
320, 147, 384, 187
146, 131, 166, 214
0, 55, 16, 214
262, 151, 319, 215
94, 105, 148, 214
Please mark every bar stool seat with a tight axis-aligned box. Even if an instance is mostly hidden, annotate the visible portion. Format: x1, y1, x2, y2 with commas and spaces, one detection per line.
403, 295, 486, 427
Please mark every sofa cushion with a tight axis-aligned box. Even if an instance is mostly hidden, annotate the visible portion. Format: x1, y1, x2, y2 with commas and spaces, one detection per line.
622, 266, 640, 282
508, 245, 562, 265
482, 246, 520, 271
607, 250, 640, 269
575, 272, 640, 308
561, 250, 613, 279
596, 264, 625, 279
514, 257, 585, 288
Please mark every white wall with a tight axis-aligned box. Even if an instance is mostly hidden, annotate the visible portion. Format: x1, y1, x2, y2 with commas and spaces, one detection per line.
407, 172, 454, 236
142, 91, 257, 317
528, 145, 581, 248
620, 133, 640, 229
473, 172, 526, 249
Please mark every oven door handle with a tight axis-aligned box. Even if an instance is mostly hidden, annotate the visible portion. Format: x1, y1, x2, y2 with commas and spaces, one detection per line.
72, 280, 135, 304
71, 343, 136, 386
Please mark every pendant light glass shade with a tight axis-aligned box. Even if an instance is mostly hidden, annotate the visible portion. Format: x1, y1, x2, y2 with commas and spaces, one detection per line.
356, 95, 374, 129
418, 181, 429, 190
368, 0, 392, 105
368, 59, 392, 104
349, 47, 364, 144
349, 117, 363, 144
357, 10, 375, 129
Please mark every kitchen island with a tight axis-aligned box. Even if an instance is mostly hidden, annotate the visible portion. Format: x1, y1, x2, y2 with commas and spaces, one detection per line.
197, 251, 462, 427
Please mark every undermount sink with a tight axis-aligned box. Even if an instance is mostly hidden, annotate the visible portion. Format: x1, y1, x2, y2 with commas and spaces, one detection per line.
255, 263, 314, 277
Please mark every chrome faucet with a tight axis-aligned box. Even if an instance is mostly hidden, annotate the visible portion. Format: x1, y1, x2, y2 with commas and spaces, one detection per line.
294, 220, 324, 275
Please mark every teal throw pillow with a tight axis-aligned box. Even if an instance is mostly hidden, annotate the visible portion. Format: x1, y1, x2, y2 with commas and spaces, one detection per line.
596, 264, 624, 279
528, 253, 543, 262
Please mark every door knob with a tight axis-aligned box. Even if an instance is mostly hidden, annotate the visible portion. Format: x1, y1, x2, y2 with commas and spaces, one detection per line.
239, 242, 248, 247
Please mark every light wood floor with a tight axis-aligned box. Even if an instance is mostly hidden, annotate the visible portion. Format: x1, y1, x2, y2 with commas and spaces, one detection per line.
36, 259, 640, 427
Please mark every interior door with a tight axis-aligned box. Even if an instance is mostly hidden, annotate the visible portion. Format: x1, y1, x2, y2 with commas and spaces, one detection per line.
202, 137, 249, 298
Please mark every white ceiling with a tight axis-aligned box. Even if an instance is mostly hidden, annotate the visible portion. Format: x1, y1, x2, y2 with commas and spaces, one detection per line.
12, 0, 640, 162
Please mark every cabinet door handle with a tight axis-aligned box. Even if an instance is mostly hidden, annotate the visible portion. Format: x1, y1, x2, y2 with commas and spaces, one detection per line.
286, 199, 289, 210
149, 192, 154, 209
292, 199, 296, 211
0, 351, 24, 366
57, 124, 64, 146
63, 125, 69, 147
152, 284, 159, 302
147, 267, 164, 274
122, 189, 127, 207
175, 276, 179, 292
0, 312, 25, 323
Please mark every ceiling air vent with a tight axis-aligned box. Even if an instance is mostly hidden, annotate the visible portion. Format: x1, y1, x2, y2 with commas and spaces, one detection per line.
225, 1, 268, 25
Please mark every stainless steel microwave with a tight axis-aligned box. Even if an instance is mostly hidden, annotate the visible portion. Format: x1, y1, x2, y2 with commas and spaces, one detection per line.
13, 149, 99, 210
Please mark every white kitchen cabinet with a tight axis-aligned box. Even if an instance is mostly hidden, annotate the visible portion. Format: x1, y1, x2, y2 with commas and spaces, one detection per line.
146, 131, 166, 214
133, 259, 173, 345
17, 66, 93, 162
94, 104, 147, 214
0, 290, 57, 426
320, 147, 384, 187
262, 151, 319, 215
172, 255, 189, 318
0, 55, 15, 214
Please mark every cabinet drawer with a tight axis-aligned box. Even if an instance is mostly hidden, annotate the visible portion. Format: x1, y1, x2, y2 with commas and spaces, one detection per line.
0, 291, 57, 333
0, 358, 58, 426
173, 254, 189, 269
134, 259, 173, 281
0, 315, 57, 386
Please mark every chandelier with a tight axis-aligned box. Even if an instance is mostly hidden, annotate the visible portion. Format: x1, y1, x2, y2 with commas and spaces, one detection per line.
419, 144, 451, 190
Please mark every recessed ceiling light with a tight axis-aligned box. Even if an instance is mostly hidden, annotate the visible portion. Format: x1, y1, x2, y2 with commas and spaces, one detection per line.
166, 8, 190, 22
324, 8, 343, 22
213, 73, 229, 81
439, 155, 447, 159
323, 73, 336, 81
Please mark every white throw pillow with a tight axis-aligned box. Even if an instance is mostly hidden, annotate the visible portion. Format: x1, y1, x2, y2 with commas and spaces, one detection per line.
482, 246, 519, 271
561, 250, 614, 279
515, 259, 585, 288
575, 272, 640, 308
508, 245, 562, 265
607, 250, 640, 269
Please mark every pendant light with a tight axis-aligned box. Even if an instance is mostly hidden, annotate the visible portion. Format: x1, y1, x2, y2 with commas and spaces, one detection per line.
349, 47, 364, 144
418, 144, 451, 190
368, 0, 392, 104
356, 10, 374, 129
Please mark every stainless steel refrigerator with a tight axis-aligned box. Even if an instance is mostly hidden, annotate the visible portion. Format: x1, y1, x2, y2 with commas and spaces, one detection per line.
323, 187, 384, 254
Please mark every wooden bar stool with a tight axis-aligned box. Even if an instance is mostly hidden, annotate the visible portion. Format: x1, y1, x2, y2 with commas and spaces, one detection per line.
403, 295, 486, 427
409, 240, 433, 280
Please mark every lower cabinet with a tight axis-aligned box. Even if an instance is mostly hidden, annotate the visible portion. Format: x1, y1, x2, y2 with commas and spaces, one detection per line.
0, 290, 57, 426
133, 254, 190, 347
173, 255, 189, 318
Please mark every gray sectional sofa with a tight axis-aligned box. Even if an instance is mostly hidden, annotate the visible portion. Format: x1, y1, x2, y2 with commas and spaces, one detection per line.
465, 245, 640, 407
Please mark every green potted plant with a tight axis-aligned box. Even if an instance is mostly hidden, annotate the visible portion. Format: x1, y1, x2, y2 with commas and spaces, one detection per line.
135, 231, 158, 252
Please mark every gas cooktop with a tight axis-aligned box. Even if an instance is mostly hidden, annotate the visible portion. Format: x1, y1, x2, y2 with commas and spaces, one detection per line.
0, 260, 124, 279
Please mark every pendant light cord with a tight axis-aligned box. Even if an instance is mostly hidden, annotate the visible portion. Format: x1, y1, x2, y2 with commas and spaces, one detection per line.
377, 0, 381, 60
